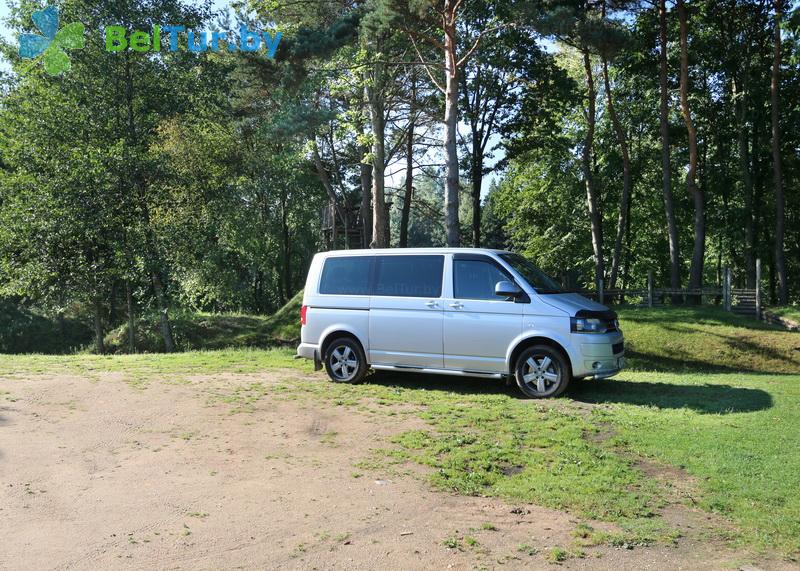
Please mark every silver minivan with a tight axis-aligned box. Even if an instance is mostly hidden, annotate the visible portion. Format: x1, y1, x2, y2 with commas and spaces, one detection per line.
296, 248, 624, 398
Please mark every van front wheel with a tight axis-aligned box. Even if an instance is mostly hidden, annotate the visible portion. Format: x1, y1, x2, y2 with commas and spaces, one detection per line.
323, 337, 367, 384
514, 345, 569, 398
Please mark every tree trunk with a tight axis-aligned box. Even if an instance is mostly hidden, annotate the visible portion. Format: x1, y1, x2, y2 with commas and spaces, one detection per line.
126, 280, 136, 353
281, 191, 291, 303
603, 57, 632, 290
57, 311, 66, 340
443, 2, 460, 247
366, 64, 388, 248
358, 76, 373, 249
678, 0, 705, 296
151, 271, 175, 352
582, 48, 604, 292
471, 154, 482, 248
752, 108, 763, 264
733, 75, 756, 287
766, 224, 777, 303
108, 280, 118, 327
659, 0, 681, 295
400, 104, 415, 248
400, 72, 416, 247
311, 141, 347, 240
139, 210, 175, 353
123, 50, 175, 350
771, 0, 788, 304
399, 140, 414, 247
137, 202, 175, 353
93, 296, 104, 355
621, 184, 634, 301
360, 153, 373, 248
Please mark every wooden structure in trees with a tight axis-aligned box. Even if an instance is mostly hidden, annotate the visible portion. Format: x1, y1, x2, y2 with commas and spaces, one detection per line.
320, 198, 393, 251
321, 199, 364, 250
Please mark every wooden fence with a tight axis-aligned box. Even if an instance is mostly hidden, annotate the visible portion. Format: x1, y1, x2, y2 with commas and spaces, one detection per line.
577, 260, 763, 318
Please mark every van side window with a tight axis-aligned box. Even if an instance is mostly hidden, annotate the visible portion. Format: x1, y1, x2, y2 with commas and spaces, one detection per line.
319, 257, 372, 295
374, 255, 443, 298
454, 259, 513, 300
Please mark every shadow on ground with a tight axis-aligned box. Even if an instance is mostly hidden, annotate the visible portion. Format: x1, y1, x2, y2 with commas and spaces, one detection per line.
624, 348, 800, 375
571, 377, 772, 413
652, 323, 799, 372
618, 308, 779, 330
362, 371, 773, 414
363, 370, 517, 397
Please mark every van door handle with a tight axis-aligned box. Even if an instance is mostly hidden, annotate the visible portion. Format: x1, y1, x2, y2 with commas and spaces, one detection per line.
449, 302, 464, 309
425, 301, 438, 308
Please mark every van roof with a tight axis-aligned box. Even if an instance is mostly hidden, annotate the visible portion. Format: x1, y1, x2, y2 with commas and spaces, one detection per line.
317, 247, 511, 257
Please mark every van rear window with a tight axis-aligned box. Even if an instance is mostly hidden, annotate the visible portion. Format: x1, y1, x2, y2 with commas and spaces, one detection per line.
319, 255, 444, 297
373, 255, 443, 298
319, 256, 373, 295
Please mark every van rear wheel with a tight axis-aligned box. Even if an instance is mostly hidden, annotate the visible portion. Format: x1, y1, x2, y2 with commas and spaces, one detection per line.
514, 345, 569, 398
323, 337, 367, 384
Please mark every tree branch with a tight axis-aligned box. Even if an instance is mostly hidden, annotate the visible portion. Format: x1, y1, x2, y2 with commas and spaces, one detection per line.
399, 26, 446, 51
409, 35, 446, 94
457, 24, 514, 68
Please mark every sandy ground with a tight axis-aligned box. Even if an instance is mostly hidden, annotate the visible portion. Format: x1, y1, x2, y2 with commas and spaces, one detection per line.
0, 370, 792, 570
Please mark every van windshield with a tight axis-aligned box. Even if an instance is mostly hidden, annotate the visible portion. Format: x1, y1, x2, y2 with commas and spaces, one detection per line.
499, 253, 564, 294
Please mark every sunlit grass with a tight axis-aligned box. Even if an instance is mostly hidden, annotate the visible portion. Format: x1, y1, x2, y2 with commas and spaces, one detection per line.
0, 347, 300, 380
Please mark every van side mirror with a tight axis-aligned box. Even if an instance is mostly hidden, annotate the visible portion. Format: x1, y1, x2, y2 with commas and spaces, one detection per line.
495, 280, 523, 298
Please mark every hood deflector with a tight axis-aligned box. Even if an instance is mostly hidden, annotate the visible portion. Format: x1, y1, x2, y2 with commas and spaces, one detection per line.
575, 309, 618, 320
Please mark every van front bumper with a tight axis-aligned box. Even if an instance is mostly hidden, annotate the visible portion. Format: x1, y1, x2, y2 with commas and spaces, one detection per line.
296, 343, 322, 371
571, 332, 625, 379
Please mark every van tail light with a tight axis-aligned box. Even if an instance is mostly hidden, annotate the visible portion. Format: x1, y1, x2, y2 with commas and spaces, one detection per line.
300, 304, 308, 326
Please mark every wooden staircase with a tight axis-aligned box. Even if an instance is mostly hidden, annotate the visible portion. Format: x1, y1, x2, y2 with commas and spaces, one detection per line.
731, 289, 758, 317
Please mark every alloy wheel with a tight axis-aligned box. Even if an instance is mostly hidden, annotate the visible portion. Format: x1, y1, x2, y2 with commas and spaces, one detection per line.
329, 344, 359, 382
521, 354, 562, 396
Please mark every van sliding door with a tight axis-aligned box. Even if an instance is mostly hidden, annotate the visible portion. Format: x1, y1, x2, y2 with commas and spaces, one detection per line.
368, 255, 444, 368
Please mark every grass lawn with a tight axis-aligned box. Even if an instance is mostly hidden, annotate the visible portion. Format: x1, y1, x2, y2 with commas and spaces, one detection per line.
1, 306, 798, 558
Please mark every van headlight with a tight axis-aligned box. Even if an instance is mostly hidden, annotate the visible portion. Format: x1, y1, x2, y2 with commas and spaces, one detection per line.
571, 317, 606, 333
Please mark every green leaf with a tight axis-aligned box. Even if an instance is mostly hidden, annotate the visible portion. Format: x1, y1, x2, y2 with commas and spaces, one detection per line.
54, 22, 85, 50
43, 46, 71, 76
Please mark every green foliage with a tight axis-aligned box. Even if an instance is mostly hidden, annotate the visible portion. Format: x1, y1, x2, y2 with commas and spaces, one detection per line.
0, 299, 91, 354
152, 110, 322, 313
545, 546, 570, 563
0, 0, 221, 351
493, 150, 590, 286
497, 2, 800, 300
0, 0, 327, 345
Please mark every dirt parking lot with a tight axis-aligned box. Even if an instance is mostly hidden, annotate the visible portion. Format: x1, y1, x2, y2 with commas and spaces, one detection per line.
0, 369, 790, 570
